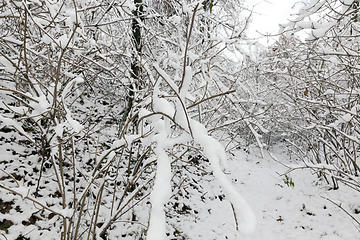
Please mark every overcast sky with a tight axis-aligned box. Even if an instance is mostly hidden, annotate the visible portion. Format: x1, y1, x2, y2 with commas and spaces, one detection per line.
247, 0, 298, 44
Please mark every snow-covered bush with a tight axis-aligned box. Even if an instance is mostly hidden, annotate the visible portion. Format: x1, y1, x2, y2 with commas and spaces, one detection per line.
263, 0, 360, 192
0, 0, 259, 239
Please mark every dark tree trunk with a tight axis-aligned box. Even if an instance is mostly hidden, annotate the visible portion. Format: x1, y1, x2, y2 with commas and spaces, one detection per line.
122, 0, 143, 128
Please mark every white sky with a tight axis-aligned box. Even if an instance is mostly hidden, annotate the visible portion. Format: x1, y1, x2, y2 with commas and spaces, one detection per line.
247, 0, 298, 44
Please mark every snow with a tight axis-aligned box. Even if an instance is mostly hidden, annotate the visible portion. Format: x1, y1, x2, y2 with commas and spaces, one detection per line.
310, 22, 336, 39
297, 20, 317, 29
33, 16, 48, 26
343, 0, 354, 5
180, 66, 192, 99
152, 96, 175, 117
147, 120, 173, 240
219, 148, 360, 240
323, 89, 335, 95
153, 64, 178, 91
341, 113, 353, 122
122, 0, 135, 12
65, 9, 76, 28
0, 115, 34, 142
0, 120, 360, 239
111, 139, 126, 149
16, 185, 30, 199
0, 56, 16, 73
58, 35, 69, 48
2, 37, 22, 45
171, 16, 181, 24
65, 110, 84, 133
41, 34, 52, 44
191, 119, 256, 235
159, 145, 360, 239
174, 99, 189, 131
61, 76, 83, 99
182, 3, 191, 14
1, 0, 360, 238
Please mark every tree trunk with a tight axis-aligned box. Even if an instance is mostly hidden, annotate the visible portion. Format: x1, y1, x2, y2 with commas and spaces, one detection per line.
121, 0, 143, 128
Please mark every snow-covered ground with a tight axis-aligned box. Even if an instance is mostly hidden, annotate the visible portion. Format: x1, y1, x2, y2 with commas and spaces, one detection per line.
0, 123, 359, 239
184, 146, 360, 240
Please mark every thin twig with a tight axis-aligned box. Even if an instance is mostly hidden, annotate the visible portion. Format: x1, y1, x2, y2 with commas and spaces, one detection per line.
187, 89, 236, 109
179, 3, 200, 92
321, 196, 360, 226
230, 203, 239, 231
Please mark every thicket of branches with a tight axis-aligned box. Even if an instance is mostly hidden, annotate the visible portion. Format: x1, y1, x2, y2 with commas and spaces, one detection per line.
262, 0, 360, 193
0, 0, 264, 239
5, 0, 360, 238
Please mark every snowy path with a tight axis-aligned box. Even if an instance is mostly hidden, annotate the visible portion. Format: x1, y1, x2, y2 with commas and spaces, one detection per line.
207, 147, 360, 240
169, 146, 360, 240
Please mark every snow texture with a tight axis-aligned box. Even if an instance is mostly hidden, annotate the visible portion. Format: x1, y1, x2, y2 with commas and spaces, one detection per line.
190, 119, 256, 235
147, 119, 172, 240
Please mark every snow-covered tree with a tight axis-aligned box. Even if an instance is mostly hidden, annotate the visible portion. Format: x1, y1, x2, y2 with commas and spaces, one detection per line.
0, 0, 259, 239
263, 0, 360, 192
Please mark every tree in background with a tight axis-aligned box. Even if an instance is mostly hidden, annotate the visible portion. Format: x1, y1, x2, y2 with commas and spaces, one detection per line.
262, 0, 360, 205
